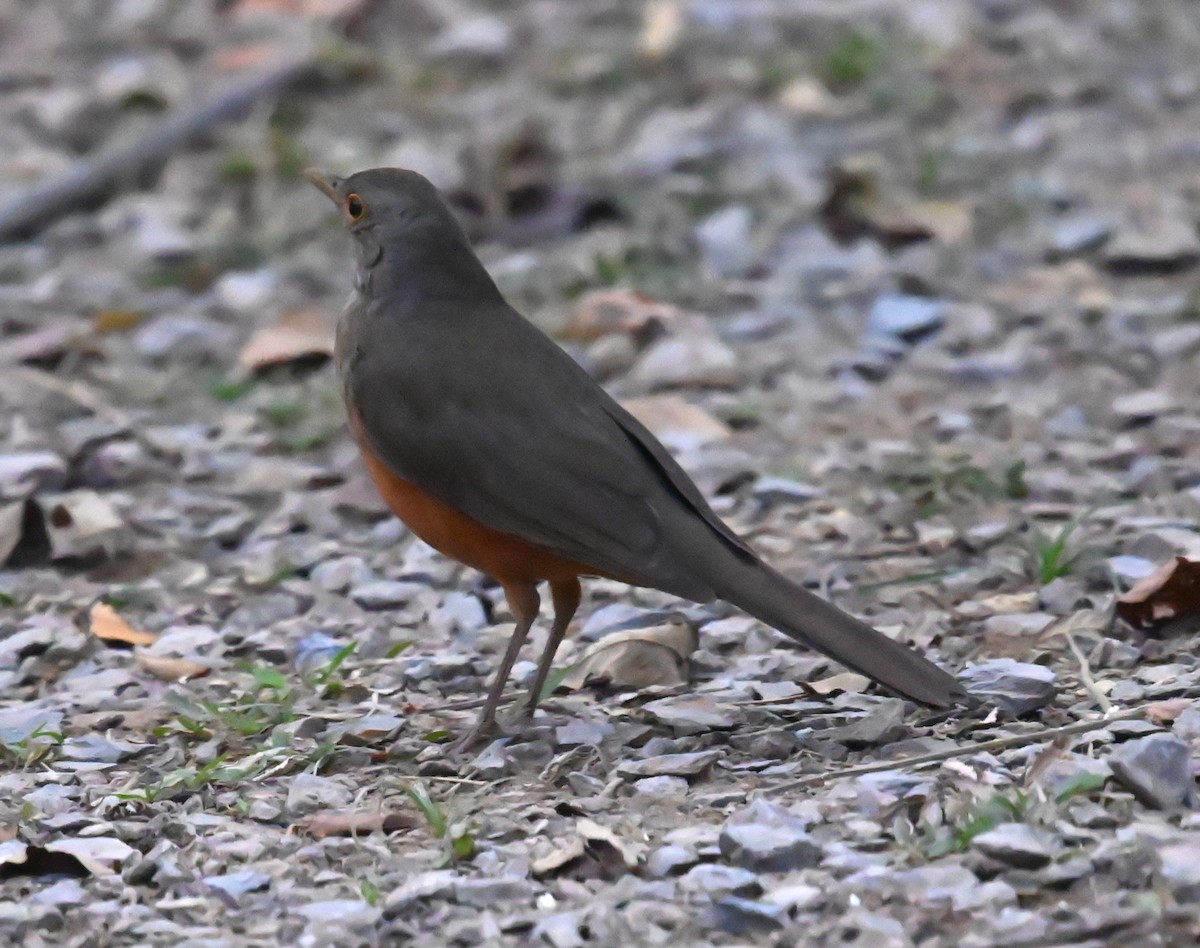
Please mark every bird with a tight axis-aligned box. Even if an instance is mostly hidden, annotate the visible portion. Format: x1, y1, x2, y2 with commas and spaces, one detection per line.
304, 166, 965, 750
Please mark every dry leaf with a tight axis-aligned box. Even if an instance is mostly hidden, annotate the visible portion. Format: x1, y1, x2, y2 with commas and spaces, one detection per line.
90, 603, 156, 647
1115, 556, 1200, 634
1145, 697, 1195, 725
297, 809, 420, 838
532, 819, 643, 880
134, 650, 210, 681
563, 289, 683, 343
91, 309, 144, 333
238, 308, 335, 371
560, 618, 697, 691
804, 672, 871, 696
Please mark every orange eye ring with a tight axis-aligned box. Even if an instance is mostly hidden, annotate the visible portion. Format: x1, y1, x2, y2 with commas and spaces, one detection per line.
346, 193, 365, 220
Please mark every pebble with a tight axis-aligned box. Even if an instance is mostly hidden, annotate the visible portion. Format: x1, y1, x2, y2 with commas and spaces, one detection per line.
1109, 734, 1196, 809
972, 823, 1054, 869
630, 324, 739, 390
633, 775, 690, 797
718, 798, 820, 872
678, 863, 761, 898
214, 269, 277, 311
1157, 835, 1200, 901
618, 750, 722, 780
958, 659, 1057, 714
751, 476, 824, 505
350, 580, 424, 610
310, 556, 373, 593
0, 452, 67, 500
646, 844, 698, 877
695, 205, 755, 277
865, 293, 946, 343
134, 314, 235, 360
285, 774, 353, 815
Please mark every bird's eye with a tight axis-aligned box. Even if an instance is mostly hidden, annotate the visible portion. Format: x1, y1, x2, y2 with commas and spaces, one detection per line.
346, 193, 365, 220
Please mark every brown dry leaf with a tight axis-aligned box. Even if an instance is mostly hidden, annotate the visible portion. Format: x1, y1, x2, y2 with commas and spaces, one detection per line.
1115, 556, 1200, 633
532, 819, 643, 880
562, 289, 683, 343
134, 650, 210, 681
804, 672, 871, 696
560, 618, 697, 691
1145, 697, 1195, 725
91, 309, 144, 333
297, 809, 420, 838
238, 309, 335, 371
89, 603, 156, 647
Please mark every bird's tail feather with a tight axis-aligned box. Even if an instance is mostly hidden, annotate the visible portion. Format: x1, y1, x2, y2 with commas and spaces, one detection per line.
712, 557, 964, 707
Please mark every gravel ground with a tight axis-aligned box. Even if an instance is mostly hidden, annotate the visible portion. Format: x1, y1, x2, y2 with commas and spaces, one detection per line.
3, 1, 1200, 945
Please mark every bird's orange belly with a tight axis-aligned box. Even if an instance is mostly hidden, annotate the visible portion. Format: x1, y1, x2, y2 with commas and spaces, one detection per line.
357, 442, 590, 585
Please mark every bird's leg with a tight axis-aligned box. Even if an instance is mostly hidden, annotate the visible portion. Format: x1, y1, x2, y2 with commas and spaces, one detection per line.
452, 582, 540, 754
522, 577, 581, 719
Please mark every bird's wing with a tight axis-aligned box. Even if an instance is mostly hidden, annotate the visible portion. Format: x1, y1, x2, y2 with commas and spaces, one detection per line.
348, 301, 743, 600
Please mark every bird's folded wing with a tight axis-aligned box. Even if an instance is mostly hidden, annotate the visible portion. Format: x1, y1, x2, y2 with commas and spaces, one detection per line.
350, 309, 719, 598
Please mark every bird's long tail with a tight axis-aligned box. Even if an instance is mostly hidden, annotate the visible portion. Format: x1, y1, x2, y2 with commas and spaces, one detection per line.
710, 555, 964, 707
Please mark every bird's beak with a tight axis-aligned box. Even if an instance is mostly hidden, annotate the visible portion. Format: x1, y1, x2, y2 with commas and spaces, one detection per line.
303, 168, 341, 203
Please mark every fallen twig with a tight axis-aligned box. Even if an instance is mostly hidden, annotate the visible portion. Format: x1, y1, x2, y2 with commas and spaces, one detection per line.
0, 55, 317, 242
763, 699, 1183, 794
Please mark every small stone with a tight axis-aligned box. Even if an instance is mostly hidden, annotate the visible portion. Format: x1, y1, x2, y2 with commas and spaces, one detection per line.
350, 580, 423, 610
865, 294, 945, 344
330, 713, 404, 746
1109, 555, 1158, 583
709, 897, 787, 934
1047, 216, 1113, 259
1157, 836, 1200, 901
0, 452, 68, 500
695, 205, 755, 278
451, 876, 533, 907
286, 773, 353, 815
1112, 390, 1178, 423
641, 695, 737, 733
214, 269, 277, 311
431, 15, 512, 58
972, 823, 1054, 869
555, 720, 614, 747
134, 314, 235, 360
958, 659, 1057, 714
718, 798, 820, 872
204, 870, 271, 901
752, 477, 825, 506
296, 899, 381, 929
646, 844, 697, 877
1109, 734, 1196, 809
310, 556, 373, 593
470, 739, 514, 780
618, 750, 722, 780
630, 323, 739, 390
679, 863, 761, 898
633, 775, 690, 797
1104, 217, 1200, 275
382, 870, 458, 915
824, 700, 908, 747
